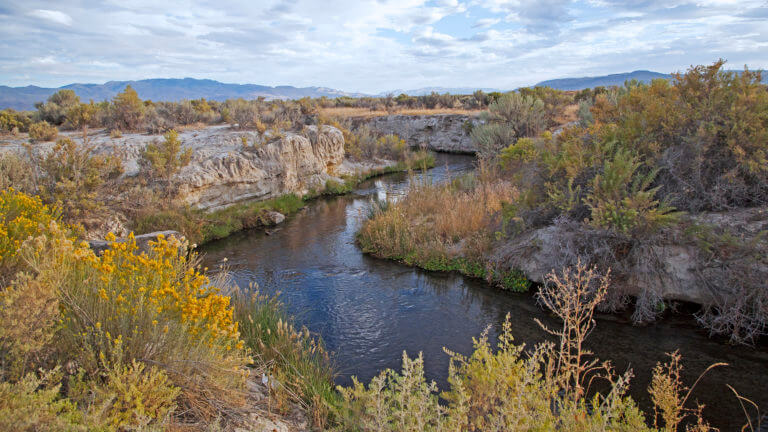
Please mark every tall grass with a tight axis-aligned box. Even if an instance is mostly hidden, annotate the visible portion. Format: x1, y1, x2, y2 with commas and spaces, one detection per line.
232, 289, 338, 429
357, 168, 528, 290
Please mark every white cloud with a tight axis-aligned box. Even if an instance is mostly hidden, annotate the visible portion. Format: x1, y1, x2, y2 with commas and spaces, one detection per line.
28, 9, 72, 26
473, 18, 500, 28
1, 0, 766, 92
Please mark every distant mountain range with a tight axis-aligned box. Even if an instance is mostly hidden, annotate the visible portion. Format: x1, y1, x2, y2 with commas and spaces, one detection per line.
0, 78, 366, 110
533, 70, 672, 91
379, 86, 501, 96
2, 69, 765, 110
533, 69, 766, 90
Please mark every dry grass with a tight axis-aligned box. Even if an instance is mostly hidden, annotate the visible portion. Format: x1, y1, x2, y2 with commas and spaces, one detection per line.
554, 103, 579, 126
319, 106, 483, 119
357, 171, 527, 289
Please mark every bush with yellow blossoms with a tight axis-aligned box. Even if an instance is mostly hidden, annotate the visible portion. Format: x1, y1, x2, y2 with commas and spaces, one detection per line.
30, 231, 251, 422
0, 188, 59, 277
1, 187, 251, 428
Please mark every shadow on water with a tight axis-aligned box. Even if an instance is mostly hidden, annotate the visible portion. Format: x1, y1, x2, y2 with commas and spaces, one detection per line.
202, 153, 767, 431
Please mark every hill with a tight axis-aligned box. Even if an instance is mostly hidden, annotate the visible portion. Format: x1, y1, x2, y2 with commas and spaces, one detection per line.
533, 70, 672, 90
0, 78, 366, 110
380, 86, 501, 96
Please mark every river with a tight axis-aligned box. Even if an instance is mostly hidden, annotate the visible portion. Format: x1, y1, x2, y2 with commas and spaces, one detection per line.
202, 153, 767, 431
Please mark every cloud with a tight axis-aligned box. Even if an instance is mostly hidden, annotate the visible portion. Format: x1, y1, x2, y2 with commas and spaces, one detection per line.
28, 9, 72, 26
473, 18, 500, 28
0, 0, 766, 92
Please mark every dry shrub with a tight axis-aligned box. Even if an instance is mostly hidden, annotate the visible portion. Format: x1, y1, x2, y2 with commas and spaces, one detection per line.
28, 120, 59, 142
535, 260, 610, 398
34, 138, 123, 223
359, 174, 517, 260
337, 262, 730, 431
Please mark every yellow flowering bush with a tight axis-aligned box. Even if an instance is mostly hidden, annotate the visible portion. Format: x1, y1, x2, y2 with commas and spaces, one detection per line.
89, 232, 241, 346
0, 188, 59, 276
15, 226, 250, 423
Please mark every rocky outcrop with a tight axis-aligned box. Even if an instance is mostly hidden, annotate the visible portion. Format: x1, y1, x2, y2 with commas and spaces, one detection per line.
0, 125, 348, 211
492, 207, 768, 306
175, 125, 345, 210
354, 114, 477, 153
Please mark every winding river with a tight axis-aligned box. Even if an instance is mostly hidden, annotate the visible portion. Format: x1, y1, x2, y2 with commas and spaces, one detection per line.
202, 153, 767, 431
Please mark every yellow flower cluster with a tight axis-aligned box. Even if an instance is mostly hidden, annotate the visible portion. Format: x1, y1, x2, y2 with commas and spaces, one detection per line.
0, 188, 58, 269
78, 232, 241, 347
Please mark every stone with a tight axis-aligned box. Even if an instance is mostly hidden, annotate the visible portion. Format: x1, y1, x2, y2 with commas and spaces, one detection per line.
88, 230, 184, 255
1, 124, 347, 212
354, 114, 477, 153
263, 211, 285, 225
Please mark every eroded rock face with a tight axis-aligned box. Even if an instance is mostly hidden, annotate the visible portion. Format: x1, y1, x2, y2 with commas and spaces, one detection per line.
492, 207, 768, 306
176, 125, 345, 210
355, 114, 477, 153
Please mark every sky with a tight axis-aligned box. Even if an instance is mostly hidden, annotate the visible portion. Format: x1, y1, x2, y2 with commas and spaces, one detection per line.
1, 0, 767, 93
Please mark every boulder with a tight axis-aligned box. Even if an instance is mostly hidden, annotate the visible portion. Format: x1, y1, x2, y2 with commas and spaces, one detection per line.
263, 210, 285, 225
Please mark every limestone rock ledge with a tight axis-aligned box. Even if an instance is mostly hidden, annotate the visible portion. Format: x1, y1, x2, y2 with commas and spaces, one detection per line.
176, 125, 345, 210
354, 114, 477, 154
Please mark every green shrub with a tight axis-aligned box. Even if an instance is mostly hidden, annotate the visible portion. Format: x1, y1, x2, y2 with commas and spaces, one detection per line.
585, 149, 679, 233
324, 178, 353, 195
139, 129, 192, 182
0, 109, 31, 133
594, 60, 768, 211
103, 85, 144, 132
35, 89, 81, 126
0, 370, 91, 431
28, 120, 58, 142
96, 360, 180, 429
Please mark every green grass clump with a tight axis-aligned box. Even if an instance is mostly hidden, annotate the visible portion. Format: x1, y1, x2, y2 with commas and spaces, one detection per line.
232, 290, 338, 429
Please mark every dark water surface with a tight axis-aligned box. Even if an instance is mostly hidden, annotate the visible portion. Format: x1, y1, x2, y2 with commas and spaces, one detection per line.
202, 153, 767, 431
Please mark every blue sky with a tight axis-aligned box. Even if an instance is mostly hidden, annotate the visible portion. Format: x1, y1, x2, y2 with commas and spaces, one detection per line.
1, 0, 767, 93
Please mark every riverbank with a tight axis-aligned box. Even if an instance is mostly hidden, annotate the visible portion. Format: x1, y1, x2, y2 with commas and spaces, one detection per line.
1, 122, 436, 246
201, 153, 768, 431
152, 150, 436, 245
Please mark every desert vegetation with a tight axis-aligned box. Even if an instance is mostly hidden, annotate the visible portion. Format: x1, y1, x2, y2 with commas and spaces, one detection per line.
0, 187, 339, 430
336, 261, 756, 431
1, 59, 765, 430
1, 186, 757, 430
358, 60, 768, 344
0, 82, 440, 247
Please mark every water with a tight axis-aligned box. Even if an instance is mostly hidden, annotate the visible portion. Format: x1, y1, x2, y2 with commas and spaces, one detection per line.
202, 153, 767, 430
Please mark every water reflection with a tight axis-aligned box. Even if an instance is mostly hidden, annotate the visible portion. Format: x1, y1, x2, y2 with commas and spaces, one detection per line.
202, 153, 766, 431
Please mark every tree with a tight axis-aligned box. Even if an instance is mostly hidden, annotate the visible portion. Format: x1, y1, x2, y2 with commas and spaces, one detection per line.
106, 85, 144, 131
35, 89, 81, 125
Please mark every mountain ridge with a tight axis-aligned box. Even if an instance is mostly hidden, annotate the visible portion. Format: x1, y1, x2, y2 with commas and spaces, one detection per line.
533, 70, 673, 90
0, 77, 366, 110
